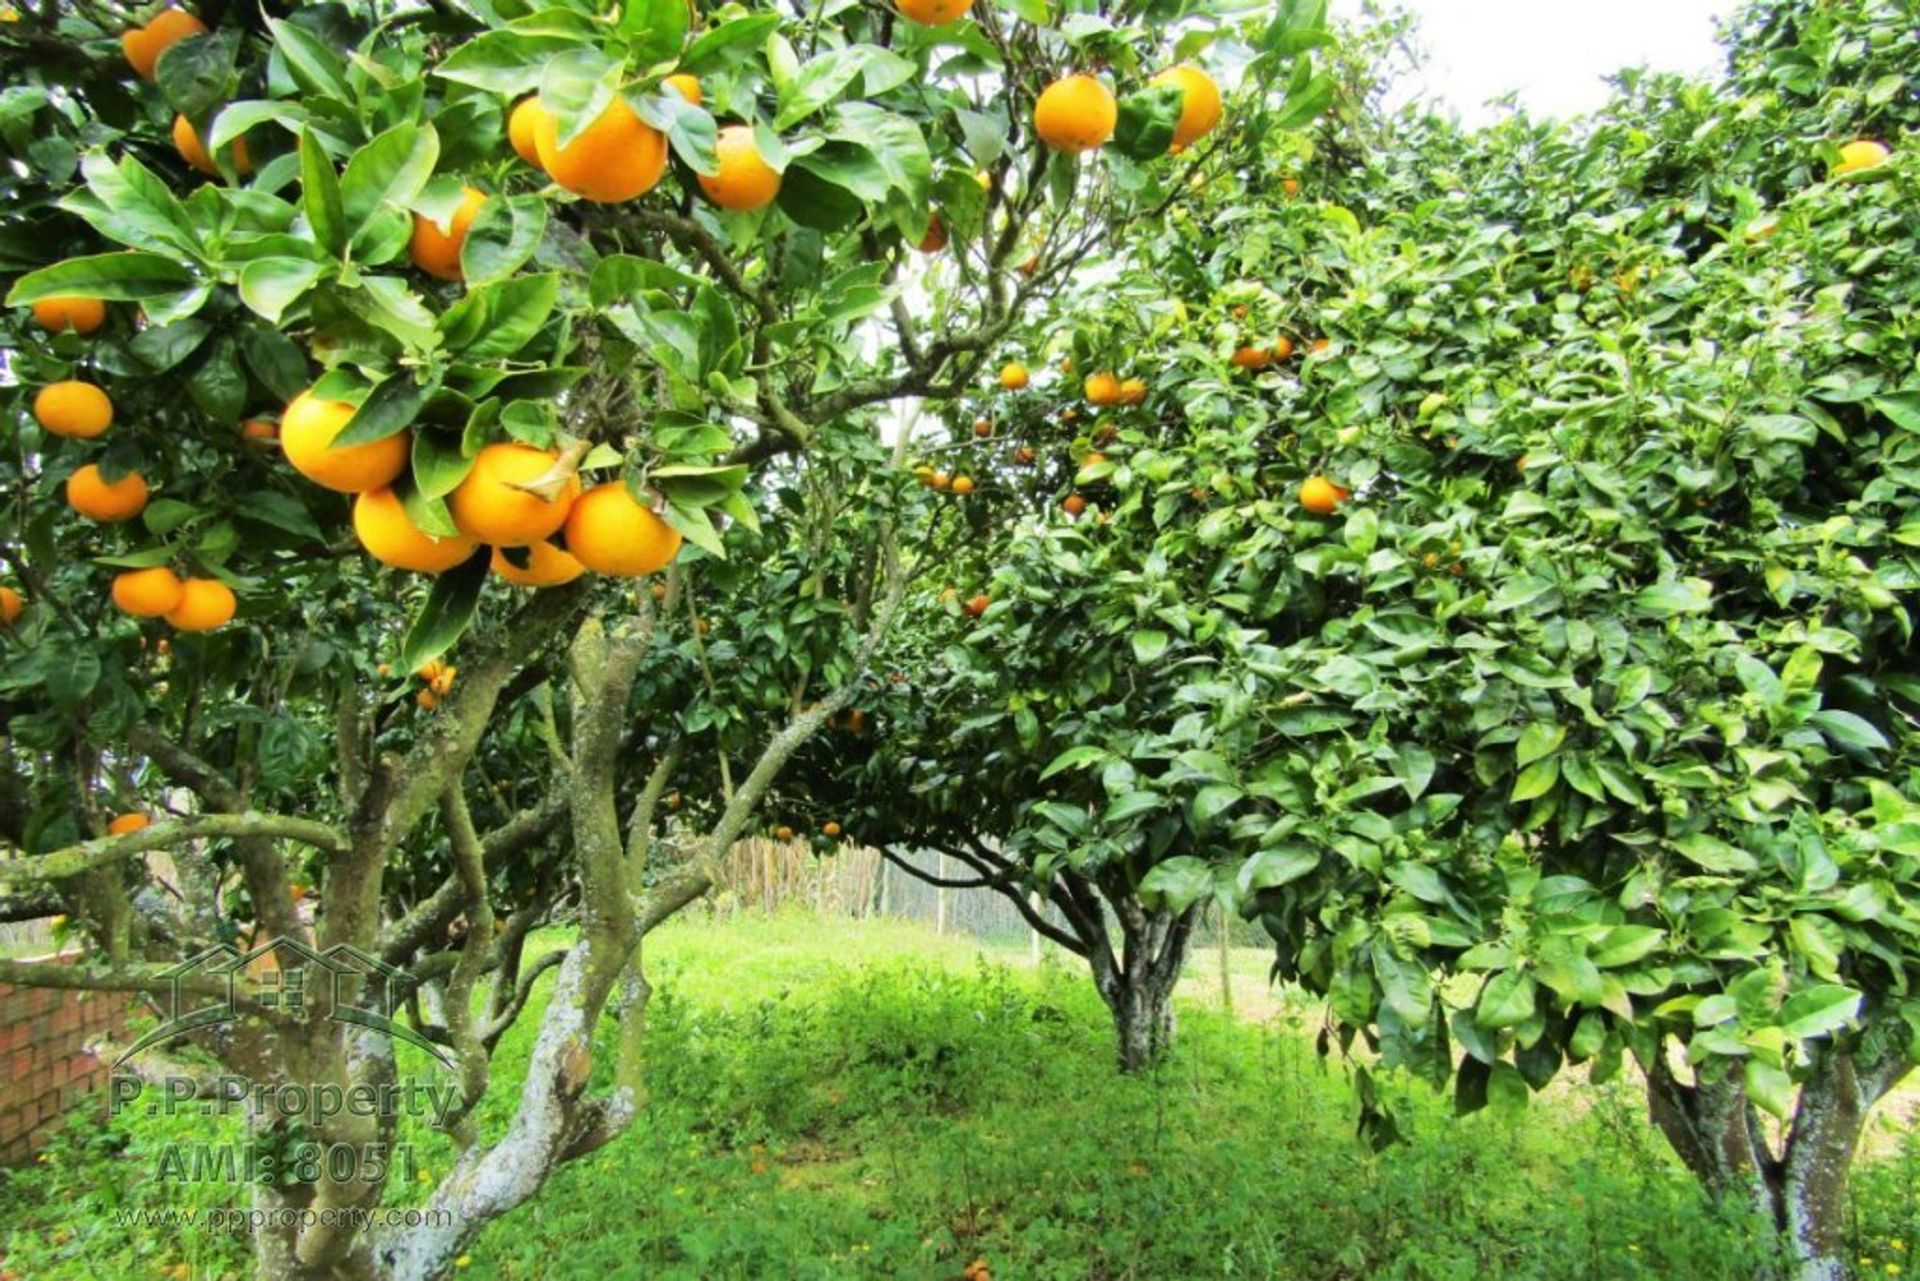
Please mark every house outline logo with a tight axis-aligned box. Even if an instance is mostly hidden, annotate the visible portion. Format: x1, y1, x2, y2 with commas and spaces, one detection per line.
115, 936, 452, 1068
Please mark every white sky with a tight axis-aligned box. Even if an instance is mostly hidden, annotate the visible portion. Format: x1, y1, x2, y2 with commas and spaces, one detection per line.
1342, 0, 1732, 124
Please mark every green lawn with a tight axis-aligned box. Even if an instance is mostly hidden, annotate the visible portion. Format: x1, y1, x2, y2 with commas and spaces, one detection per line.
6, 911, 1920, 1279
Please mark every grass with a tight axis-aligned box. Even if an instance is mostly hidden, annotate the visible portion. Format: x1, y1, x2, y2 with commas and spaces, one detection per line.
5, 910, 1920, 1279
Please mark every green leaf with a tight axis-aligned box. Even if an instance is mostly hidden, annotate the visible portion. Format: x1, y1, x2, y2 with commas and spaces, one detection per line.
458, 194, 546, 285
1130, 629, 1170, 663
43, 648, 102, 710
1810, 709, 1889, 753
5, 252, 195, 304
299, 129, 346, 259
1238, 845, 1320, 892
1139, 856, 1213, 913
541, 46, 621, 149
239, 326, 310, 402
238, 257, 324, 324
1632, 579, 1714, 616
1510, 757, 1559, 802
1670, 832, 1759, 875
236, 491, 324, 541
130, 319, 212, 373
412, 432, 475, 502
440, 273, 558, 359
1476, 969, 1538, 1030
1101, 791, 1164, 825
156, 28, 238, 119
619, 0, 690, 62
1039, 744, 1108, 781
1189, 783, 1243, 829
268, 18, 351, 102
1873, 393, 1920, 433
186, 334, 246, 423
435, 30, 578, 94
341, 124, 441, 233
1777, 985, 1861, 1041
681, 14, 780, 73
1744, 1059, 1792, 1120
336, 372, 432, 447
661, 497, 725, 558
399, 551, 489, 674
1592, 926, 1663, 969
1111, 83, 1182, 162
1515, 723, 1566, 768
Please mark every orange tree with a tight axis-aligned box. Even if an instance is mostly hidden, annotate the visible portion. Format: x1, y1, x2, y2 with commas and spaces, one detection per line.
770, 10, 1340, 1072
0, 0, 1300, 1274
1181, 4, 1920, 1279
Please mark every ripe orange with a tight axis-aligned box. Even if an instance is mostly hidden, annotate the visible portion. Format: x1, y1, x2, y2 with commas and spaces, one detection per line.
107, 812, 151, 836
241, 418, 278, 444
1298, 475, 1349, 516
1118, 377, 1147, 406
0, 587, 20, 625
1014, 446, 1035, 465
508, 97, 548, 167
417, 689, 439, 711
1232, 346, 1272, 370
122, 8, 205, 81
1282, 176, 1301, 198
964, 593, 990, 618
1034, 75, 1117, 153
930, 471, 951, 491
491, 540, 584, 587
775, 825, 795, 841
166, 578, 236, 631
563, 482, 682, 576
282, 391, 409, 494
353, 488, 479, 573
664, 73, 701, 105
999, 363, 1030, 391
68, 464, 149, 522
173, 114, 250, 177
33, 381, 113, 438
450, 443, 580, 546
822, 820, 843, 838
112, 567, 184, 616
1272, 336, 1295, 360
973, 418, 993, 438
699, 125, 782, 211
1310, 337, 1331, 355
409, 186, 488, 282
32, 296, 106, 334
1150, 66, 1222, 150
1083, 371, 1122, 406
535, 96, 667, 203
1832, 139, 1890, 177
951, 475, 975, 495
1063, 494, 1087, 518
897, 0, 968, 22
918, 215, 948, 253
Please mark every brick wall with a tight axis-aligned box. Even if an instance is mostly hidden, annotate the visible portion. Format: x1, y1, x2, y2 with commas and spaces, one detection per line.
0, 961, 132, 1165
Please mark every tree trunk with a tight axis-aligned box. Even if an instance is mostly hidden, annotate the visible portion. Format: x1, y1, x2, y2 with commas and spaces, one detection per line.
1107, 972, 1177, 1072
1090, 904, 1194, 1073
1643, 1040, 1912, 1281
